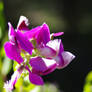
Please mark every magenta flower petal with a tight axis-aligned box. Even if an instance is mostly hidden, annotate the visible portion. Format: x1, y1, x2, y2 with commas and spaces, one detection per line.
8, 22, 15, 43
61, 51, 75, 68
30, 57, 48, 72
4, 42, 23, 64
55, 51, 75, 69
29, 71, 44, 85
51, 32, 64, 37
25, 65, 44, 85
46, 39, 63, 53
32, 63, 56, 75
24, 23, 50, 45
30, 57, 56, 75
53, 39, 72, 69
24, 26, 41, 39
38, 46, 56, 58
40, 62, 56, 75
17, 16, 29, 31
54, 55, 64, 69
58, 39, 64, 54
32, 68, 41, 75
36, 23, 50, 45
15, 31, 33, 55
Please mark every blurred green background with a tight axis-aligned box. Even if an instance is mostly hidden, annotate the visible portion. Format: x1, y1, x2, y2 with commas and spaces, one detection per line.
0, 0, 92, 92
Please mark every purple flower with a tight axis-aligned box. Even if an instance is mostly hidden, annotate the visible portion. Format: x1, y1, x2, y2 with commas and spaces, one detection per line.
46, 39, 75, 69
4, 17, 33, 64
24, 23, 64, 59
29, 57, 56, 75
24, 22, 75, 69
24, 23, 50, 45
25, 65, 44, 85
4, 23, 23, 64
24, 23, 63, 45
4, 16, 75, 91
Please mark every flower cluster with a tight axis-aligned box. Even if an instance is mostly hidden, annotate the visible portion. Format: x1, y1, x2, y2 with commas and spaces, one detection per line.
4, 16, 75, 91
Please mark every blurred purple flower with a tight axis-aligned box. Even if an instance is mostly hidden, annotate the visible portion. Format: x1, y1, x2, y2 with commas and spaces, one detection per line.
4, 16, 33, 64
4, 16, 75, 91
4, 23, 24, 64
24, 22, 75, 69
46, 39, 75, 69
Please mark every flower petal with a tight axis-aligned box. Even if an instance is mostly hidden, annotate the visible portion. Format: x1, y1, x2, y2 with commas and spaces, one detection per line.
17, 16, 29, 31
36, 23, 50, 45
29, 71, 44, 85
15, 31, 33, 55
24, 26, 41, 39
4, 42, 23, 64
46, 39, 63, 52
8, 22, 15, 43
38, 46, 56, 58
61, 51, 75, 68
58, 39, 64, 54
30, 57, 47, 72
55, 51, 75, 69
41, 61, 56, 75
30, 57, 56, 75
54, 55, 64, 69
24, 23, 50, 45
51, 32, 64, 38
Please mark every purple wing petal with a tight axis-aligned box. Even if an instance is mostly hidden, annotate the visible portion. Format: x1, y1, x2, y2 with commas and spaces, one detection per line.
58, 39, 64, 54
15, 31, 33, 55
30, 57, 48, 72
36, 23, 50, 45
38, 46, 56, 58
17, 16, 29, 31
4, 42, 23, 64
24, 23, 50, 45
8, 22, 15, 43
24, 26, 41, 39
46, 39, 63, 53
55, 51, 75, 69
51, 32, 64, 37
30, 57, 56, 75
61, 51, 75, 68
54, 54, 64, 69
29, 71, 44, 85
41, 62, 56, 75
25, 65, 43, 85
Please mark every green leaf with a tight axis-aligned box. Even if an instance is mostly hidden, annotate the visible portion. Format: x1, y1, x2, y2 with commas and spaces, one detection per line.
0, 1, 3, 11
0, 1, 6, 41
83, 71, 92, 92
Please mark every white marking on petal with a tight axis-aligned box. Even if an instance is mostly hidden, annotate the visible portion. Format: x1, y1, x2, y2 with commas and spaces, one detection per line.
39, 47, 52, 56
46, 39, 61, 52
42, 58, 56, 67
61, 51, 75, 67
17, 16, 29, 29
